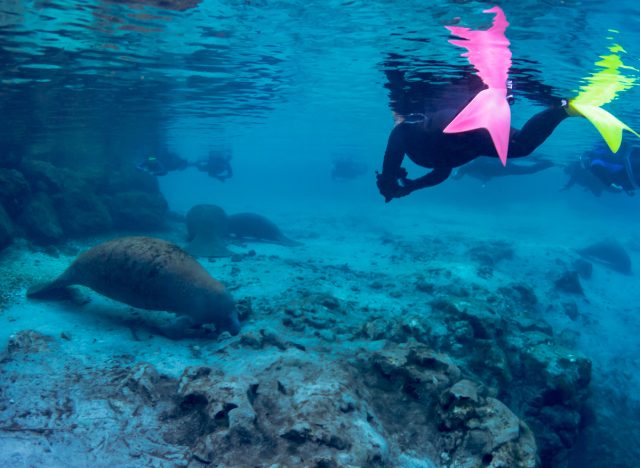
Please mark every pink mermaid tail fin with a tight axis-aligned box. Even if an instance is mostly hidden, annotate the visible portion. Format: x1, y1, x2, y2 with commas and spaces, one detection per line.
445, 6, 511, 90
444, 6, 513, 164
443, 88, 511, 165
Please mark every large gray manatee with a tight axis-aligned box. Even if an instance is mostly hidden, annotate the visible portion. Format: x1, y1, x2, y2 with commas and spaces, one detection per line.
185, 204, 232, 257
27, 236, 240, 335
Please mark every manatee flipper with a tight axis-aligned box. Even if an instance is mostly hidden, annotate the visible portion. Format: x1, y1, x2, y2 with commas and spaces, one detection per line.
155, 316, 199, 340
276, 236, 303, 247
186, 233, 232, 257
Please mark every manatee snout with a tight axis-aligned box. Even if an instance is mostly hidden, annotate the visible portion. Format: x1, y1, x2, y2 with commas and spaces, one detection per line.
219, 308, 241, 336
210, 291, 240, 335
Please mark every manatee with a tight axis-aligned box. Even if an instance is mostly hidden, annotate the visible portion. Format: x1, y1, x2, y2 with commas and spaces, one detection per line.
331, 157, 368, 181
452, 156, 554, 184
27, 236, 240, 335
576, 238, 632, 275
227, 212, 302, 247
185, 204, 232, 257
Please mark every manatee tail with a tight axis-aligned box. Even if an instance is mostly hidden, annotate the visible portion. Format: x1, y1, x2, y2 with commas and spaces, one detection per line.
27, 274, 72, 299
567, 101, 640, 153
443, 88, 512, 165
278, 236, 303, 247
185, 234, 232, 258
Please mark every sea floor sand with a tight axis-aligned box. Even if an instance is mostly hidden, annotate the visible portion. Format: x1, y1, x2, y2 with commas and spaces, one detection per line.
0, 198, 638, 466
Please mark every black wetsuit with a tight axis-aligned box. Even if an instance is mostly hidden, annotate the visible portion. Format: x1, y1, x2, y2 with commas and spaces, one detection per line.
378, 106, 568, 201
195, 155, 233, 181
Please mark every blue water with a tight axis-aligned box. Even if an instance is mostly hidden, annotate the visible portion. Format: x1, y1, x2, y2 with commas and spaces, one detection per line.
2, 0, 640, 467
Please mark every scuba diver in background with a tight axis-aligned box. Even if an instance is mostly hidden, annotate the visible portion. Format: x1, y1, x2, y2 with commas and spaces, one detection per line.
195, 149, 233, 182
136, 152, 188, 177
137, 149, 233, 182
452, 155, 555, 185
562, 141, 640, 196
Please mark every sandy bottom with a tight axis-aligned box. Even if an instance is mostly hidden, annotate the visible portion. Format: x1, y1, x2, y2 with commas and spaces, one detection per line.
1, 195, 639, 467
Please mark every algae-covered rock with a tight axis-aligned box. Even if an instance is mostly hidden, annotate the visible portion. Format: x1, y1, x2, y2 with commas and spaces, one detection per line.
105, 191, 168, 231
6, 330, 53, 355
0, 141, 25, 169
554, 270, 584, 295
0, 203, 13, 249
20, 159, 85, 194
55, 189, 112, 236
172, 358, 390, 467
18, 192, 63, 244
0, 168, 31, 216
97, 170, 161, 196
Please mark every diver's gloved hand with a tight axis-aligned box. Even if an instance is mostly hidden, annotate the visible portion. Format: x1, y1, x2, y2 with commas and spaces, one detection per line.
376, 168, 413, 202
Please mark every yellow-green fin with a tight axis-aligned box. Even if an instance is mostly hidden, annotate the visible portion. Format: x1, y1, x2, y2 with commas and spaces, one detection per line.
569, 102, 640, 153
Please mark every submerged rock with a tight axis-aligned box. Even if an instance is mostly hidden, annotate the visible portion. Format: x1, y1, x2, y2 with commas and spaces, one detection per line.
105, 191, 168, 230
20, 159, 83, 194
19, 192, 63, 244
0, 204, 13, 250
554, 270, 584, 295
0, 168, 31, 216
576, 238, 632, 275
55, 189, 113, 236
6, 330, 52, 355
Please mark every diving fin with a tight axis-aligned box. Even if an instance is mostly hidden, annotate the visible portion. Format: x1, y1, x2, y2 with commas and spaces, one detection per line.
568, 101, 640, 153
567, 38, 639, 152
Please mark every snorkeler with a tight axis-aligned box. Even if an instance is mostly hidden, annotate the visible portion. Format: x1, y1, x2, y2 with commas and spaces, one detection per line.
562, 141, 640, 196
377, 7, 638, 202
377, 101, 576, 202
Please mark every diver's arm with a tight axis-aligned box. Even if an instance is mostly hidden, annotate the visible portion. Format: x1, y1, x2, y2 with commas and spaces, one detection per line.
408, 167, 453, 190
381, 124, 407, 177
560, 164, 578, 191
377, 124, 410, 202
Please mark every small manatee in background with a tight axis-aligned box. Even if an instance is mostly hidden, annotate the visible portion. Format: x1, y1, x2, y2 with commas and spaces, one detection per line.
331, 157, 368, 181
27, 236, 240, 336
576, 238, 632, 275
227, 212, 302, 247
185, 204, 232, 257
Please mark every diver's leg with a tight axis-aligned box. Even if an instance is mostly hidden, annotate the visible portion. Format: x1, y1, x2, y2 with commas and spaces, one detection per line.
628, 150, 640, 187
508, 106, 569, 157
